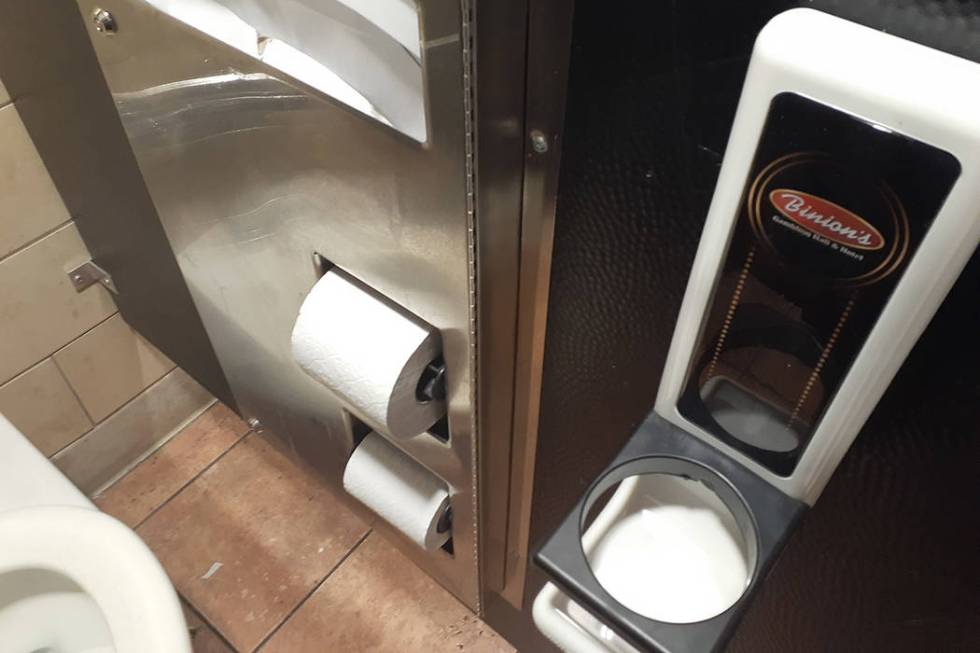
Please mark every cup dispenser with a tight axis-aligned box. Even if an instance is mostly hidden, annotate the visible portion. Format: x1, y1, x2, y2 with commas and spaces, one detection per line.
532, 9, 980, 653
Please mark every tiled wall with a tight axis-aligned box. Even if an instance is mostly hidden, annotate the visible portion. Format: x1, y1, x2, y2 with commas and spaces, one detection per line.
0, 80, 214, 495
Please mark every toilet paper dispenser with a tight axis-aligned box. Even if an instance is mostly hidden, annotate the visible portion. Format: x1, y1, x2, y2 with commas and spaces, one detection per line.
532, 9, 980, 653
308, 252, 448, 410
292, 263, 448, 442
291, 263, 455, 554
343, 432, 453, 553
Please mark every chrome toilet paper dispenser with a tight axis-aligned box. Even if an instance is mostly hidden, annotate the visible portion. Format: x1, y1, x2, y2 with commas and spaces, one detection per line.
292, 261, 456, 555
291, 263, 449, 442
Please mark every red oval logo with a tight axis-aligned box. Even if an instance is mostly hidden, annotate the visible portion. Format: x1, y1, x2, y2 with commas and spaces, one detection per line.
769, 189, 885, 251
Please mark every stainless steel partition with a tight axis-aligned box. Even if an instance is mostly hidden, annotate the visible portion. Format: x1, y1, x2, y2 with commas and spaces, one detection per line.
75, 0, 481, 607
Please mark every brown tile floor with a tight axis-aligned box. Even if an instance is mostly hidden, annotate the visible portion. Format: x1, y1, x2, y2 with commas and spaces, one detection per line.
95, 403, 515, 653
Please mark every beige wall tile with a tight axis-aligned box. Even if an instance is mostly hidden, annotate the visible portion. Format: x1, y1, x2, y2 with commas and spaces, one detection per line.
0, 103, 71, 257
54, 313, 175, 422
0, 223, 116, 384
52, 367, 213, 495
0, 358, 92, 456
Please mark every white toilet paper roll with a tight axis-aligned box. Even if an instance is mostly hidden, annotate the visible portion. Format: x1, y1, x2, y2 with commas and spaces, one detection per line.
291, 269, 445, 440
343, 432, 451, 551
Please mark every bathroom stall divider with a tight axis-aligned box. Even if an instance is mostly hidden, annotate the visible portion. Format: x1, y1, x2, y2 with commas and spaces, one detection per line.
2, 2, 978, 652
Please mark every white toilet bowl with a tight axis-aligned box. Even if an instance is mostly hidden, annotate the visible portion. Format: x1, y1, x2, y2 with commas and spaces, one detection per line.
0, 415, 191, 653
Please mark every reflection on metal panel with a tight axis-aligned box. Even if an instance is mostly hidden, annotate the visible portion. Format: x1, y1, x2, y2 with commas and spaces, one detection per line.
142, 0, 426, 141
76, 0, 477, 608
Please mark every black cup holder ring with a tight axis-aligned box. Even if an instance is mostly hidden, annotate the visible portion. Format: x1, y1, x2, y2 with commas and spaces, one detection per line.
535, 412, 806, 653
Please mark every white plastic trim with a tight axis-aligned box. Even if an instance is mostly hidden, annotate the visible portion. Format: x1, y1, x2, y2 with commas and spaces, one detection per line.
533, 477, 643, 653
655, 9, 980, 505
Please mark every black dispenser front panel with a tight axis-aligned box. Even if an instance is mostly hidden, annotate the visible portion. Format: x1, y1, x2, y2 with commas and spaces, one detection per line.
678, 92, 960, 476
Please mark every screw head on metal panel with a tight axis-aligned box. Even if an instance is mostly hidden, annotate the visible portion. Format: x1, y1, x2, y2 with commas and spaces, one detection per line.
247, 417, 261, 430
92, 8, 117, 34
530, 130, 549, 154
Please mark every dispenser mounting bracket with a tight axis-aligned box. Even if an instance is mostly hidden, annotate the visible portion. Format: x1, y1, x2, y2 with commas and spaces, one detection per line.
68, 260, 118, 295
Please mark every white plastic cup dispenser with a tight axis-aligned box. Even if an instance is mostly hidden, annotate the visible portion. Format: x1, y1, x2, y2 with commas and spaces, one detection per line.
533, 9, 980, 652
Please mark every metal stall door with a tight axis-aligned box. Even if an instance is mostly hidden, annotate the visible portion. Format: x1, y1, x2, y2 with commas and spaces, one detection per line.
75, 0, 480, 608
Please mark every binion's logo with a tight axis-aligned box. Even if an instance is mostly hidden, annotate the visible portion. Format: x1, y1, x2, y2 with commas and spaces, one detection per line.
769, 189, 885, 250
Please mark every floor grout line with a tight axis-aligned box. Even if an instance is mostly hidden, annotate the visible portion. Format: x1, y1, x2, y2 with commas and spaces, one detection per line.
128, 425, 253, 530
106, 417, 381, 652
251, 528, 374, 653
181, 593, 239, 653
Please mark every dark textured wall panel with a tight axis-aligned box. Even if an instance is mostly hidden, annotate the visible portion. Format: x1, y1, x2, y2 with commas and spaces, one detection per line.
530, 1, 979, 650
